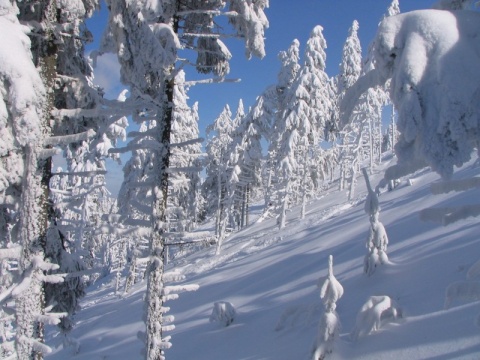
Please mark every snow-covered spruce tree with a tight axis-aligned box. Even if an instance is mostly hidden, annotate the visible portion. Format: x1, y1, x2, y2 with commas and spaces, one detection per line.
312, 255, 344, 360
262, 40, 301, 216
335, 20, 363, 200
267, 39, 302, 229
229, 98, 267, 229
362, 168, 388, 276
203, 104, 235, 242
213, 98, 268, 253
168, 70, 203, 234
275, 25, 332, 223
100, 1, 269, 358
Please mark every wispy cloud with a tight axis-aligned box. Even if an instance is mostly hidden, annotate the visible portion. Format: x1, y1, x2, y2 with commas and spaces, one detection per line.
92, 53, 125, 99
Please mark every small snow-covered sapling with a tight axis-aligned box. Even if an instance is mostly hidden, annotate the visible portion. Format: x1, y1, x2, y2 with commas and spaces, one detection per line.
312, 255, 343, 360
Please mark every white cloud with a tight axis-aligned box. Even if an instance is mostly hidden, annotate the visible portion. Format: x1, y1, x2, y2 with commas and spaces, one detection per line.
92, 53, 125, 99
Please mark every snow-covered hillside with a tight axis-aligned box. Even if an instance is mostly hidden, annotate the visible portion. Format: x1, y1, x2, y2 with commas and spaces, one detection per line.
46, 156, 480, 359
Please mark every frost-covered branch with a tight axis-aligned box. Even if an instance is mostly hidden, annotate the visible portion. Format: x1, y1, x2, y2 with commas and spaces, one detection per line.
0, 246, 22, 260
44, 129, 96, 146
184, 77, 241, 86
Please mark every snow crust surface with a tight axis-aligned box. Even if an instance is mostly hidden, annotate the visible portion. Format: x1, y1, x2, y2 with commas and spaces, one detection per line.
46, 155, 480, 359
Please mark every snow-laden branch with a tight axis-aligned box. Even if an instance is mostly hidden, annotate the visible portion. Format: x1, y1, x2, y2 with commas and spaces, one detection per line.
184, 77, 240, 86
52, 104, 133, 119
0, 246, 21, 260
38, 148, 62, 160
163, 284, 199, 295
44, 129, 96, 146
176, 9, 237, 17
51, 170, 107, 177
63, 267, 103, 279
170, 138, 204, 148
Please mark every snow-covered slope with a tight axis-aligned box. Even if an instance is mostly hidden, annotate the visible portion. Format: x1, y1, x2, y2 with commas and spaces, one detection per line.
47, 156, 480, 359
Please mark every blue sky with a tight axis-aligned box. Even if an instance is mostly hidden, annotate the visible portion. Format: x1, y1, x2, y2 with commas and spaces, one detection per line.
86, 0, 436, 196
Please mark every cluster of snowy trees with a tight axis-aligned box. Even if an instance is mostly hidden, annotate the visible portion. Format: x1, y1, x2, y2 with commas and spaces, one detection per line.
201, 0, 400, 244
0, 0, 269, 358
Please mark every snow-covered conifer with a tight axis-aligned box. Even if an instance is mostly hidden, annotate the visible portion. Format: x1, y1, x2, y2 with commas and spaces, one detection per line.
203, 104, 235, 246
336, 20, 363, 199
362, 168, 389, 276
312, 255, 343, 360
267, 39, 302, 228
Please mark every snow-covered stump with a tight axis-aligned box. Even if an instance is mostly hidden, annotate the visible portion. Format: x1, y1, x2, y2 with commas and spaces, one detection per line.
311, 255, 343, 360
350, 295, 402, 341
209, 301, 236, 327
362, 169, 389, 276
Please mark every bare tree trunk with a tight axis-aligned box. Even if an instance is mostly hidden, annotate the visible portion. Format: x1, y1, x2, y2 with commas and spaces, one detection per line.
145, 75, 173, 360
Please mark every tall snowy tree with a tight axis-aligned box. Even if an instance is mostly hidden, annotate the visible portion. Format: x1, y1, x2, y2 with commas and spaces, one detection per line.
203, 104, 235, 242
0, 3, 50, 357
0, 0, 95, 356
17, 0, 129, 348
168, 70, 203, 234
266, 39, 301, 228
99, 1, 269, 358
336, 20, 363, 200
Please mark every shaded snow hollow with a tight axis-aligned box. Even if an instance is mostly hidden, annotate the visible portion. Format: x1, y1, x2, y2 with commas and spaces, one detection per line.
47, 155, 480, 359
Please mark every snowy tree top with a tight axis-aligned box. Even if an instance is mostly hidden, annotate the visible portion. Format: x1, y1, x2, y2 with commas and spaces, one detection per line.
338, 20, 362, 93
384, 0, 400, 18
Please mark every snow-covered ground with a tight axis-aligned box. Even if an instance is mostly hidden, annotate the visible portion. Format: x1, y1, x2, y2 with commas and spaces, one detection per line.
46, 156, 480, 359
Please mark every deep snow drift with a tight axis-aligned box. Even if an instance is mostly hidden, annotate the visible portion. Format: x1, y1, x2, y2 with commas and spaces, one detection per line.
47, 155, 480, 359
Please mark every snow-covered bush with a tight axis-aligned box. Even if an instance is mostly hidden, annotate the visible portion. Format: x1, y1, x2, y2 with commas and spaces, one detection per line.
209, 301, 236, 327
351, 295, 402, 341
312, 255, 343, 360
